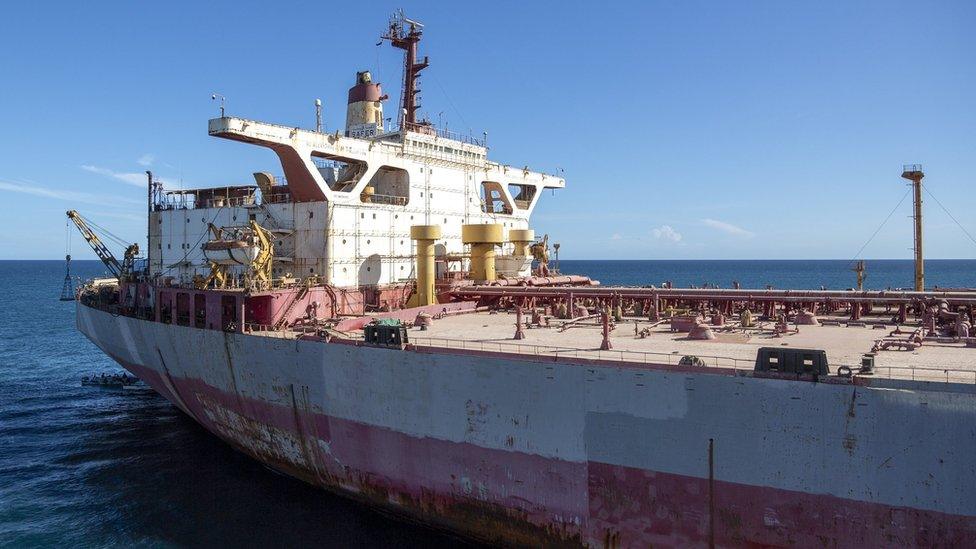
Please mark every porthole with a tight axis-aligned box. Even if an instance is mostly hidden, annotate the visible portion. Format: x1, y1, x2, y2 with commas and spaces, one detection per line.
310, 268, 314, 273
366, 239, 371, 244
360, 213, 364, 219
342, 239, 347, 244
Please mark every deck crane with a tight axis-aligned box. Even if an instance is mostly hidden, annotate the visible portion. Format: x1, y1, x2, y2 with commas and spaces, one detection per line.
66, 210, 139, 280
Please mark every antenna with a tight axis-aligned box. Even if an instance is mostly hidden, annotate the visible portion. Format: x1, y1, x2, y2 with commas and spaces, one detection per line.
315, 98, 323, 132
211, 93, 226, 117
380, 10, 429, 129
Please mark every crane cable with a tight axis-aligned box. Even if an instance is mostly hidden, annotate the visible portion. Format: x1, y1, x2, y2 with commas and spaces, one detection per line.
848, 186, 912, 266
75, 212, 132, 248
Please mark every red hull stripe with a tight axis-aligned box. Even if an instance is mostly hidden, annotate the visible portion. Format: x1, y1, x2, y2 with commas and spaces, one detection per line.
117, 357, 976, 547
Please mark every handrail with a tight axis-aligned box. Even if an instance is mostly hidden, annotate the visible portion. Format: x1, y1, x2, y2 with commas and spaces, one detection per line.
400, 122, 486, 147
408, 336, 752, 370
405, 336, 976, 384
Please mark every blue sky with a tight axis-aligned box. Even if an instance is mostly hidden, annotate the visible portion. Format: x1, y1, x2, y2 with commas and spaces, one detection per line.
1, 1, 973, 260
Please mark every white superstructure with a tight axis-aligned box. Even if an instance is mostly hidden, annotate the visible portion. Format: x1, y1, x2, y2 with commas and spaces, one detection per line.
150, 96, 562, 289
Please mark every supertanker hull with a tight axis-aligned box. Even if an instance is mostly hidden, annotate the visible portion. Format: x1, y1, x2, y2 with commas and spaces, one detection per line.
77, 302, 976, 547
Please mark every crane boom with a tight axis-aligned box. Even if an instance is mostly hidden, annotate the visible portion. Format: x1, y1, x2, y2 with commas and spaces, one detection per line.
66, 210, 137, 280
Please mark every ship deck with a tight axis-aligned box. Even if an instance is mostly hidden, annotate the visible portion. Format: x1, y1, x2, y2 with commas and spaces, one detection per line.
341, 310, 976, 384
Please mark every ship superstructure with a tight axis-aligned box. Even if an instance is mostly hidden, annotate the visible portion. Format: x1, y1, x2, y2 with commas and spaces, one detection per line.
150, 14, 561, 298
70, 12, 976, 548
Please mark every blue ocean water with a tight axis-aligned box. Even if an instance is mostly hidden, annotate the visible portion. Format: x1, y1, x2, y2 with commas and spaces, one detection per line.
1, 258, 973, 546
0, 261, 468, 548
558, 259, 975, 291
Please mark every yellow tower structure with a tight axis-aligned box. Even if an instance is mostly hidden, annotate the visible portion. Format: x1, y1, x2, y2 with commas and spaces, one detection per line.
901, 165, 925, 292
508, 229, 535, 258
462, 223, 505, 282
410, 224, 442, 306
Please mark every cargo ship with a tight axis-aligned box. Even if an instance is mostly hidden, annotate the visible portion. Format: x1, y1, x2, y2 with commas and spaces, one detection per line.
72, 12, 976, 547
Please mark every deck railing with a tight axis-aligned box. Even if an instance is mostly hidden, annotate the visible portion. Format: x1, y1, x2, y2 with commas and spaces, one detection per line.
401, 122, 486, 147
404, 336, 976, 385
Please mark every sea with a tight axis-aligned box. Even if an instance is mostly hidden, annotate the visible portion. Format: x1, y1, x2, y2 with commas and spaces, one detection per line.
2, 258, 973, 547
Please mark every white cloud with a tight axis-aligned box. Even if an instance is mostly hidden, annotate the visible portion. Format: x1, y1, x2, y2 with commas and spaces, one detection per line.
652, 225, 682, 242
81, 165, 148, 187
610, 233, 623, 240
0, 180, 142, 206
701, 218, 754, 238
136, 154, 155, 167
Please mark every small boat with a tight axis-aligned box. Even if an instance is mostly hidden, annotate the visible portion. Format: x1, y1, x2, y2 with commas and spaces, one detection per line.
81, 373, 139, 388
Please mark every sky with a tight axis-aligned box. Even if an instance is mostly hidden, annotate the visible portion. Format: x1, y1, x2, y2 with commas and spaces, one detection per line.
1, 1, 974, 260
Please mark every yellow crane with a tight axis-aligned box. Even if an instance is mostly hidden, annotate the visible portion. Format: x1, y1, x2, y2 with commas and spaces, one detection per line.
66, 210, 139, 280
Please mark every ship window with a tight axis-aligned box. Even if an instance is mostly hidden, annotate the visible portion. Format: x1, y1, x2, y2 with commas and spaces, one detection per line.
508, 184, 536, 210
311, 153, 367, 192
481, 181, 513, 214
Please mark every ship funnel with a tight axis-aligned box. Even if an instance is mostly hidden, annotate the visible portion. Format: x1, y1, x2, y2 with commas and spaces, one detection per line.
345, 71, 386, 138
410, 224, 442, 306
462, 223, 505, 282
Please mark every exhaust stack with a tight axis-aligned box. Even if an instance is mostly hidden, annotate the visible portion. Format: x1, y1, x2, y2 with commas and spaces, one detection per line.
345, 71, 386, 138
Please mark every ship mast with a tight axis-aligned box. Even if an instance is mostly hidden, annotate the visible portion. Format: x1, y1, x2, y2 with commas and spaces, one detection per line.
381, 10, 428, 129
901, 165, 925, 291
